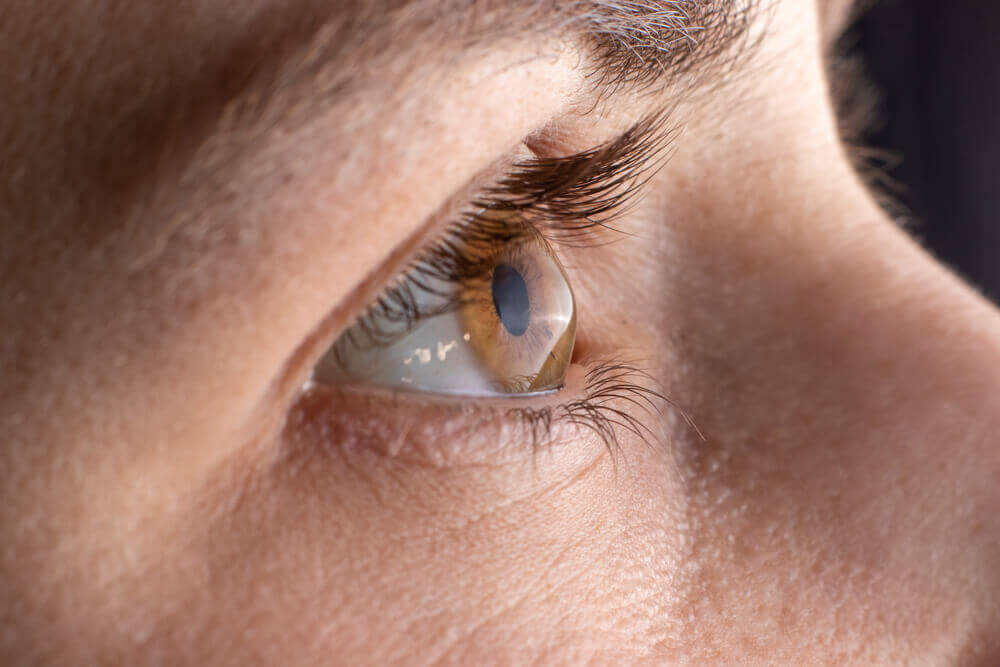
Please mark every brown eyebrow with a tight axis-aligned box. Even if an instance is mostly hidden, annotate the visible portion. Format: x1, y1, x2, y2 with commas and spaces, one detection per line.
403, 1, 752, 89
560, 0, 759, 94
226, 0, 761, 132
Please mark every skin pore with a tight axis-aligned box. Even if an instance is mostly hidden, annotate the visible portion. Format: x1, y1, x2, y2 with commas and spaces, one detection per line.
1, 0, 999, 664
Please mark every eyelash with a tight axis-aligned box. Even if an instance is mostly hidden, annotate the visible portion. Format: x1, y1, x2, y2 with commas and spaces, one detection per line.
514, 360, 666, 457
346, 113, 673, 344
339, 112, 673, 452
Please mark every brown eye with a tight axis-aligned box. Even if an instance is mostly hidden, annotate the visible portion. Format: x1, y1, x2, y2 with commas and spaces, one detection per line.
459, 231, 576, 394
316, 214, 577, 396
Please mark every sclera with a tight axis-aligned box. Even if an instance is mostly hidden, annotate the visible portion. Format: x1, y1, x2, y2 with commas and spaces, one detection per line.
316, 221, 577, 396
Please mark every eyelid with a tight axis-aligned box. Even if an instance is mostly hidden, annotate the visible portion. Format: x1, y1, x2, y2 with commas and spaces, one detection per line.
296, 111, 677, 454
322, 109, 676, 365
294, 358, 664, 464
257, 145, 536, 415
263, 110, 676, 444
300, 110, 672, 378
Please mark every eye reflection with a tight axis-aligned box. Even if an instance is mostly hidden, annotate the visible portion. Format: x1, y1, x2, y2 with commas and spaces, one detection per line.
314, 215, 577, 396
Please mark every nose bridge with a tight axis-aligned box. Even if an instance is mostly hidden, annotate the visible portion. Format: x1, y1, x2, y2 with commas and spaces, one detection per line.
808, 204, 1000, 516
807, 207, 1000, 633
676, 195, 1000, 654
664, 142, 1000, 637
873, 227, 1000, 483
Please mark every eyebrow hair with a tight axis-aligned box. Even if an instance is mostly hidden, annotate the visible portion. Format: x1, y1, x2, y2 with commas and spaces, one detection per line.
408, 1, 749, 88
221, 0, 760, 134
558, 0, 759, 93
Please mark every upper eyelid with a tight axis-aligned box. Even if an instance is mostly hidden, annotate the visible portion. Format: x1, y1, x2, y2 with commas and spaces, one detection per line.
338, 110, 677, 352
343, 108, 678, 332
397, 109, 678, 287
67, 3, 757, 239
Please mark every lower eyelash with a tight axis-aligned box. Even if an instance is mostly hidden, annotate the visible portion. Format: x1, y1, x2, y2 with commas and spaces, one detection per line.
510, 360, 668, 457
292, 360, 678, 463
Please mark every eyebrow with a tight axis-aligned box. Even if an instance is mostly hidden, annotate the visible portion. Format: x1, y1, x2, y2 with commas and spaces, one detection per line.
561, 0, 759, 93
423, 1, 751, 88
221, 0, 759, 133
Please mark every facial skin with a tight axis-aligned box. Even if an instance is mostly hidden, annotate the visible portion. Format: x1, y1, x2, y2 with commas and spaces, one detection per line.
1, 0, 998, 664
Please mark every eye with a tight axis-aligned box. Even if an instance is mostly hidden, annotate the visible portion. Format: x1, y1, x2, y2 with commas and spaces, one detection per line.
314, 211, 577, 396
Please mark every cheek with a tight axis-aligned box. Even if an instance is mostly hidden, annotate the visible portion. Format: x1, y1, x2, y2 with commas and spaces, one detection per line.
142, 398, 691, 664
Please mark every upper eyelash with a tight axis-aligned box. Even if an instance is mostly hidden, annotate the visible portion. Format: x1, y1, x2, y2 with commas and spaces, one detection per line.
481, 110, 678, 245
345, 110, 676, 348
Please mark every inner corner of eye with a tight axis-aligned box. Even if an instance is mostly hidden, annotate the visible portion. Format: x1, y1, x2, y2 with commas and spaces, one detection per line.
312, 226, 578, 398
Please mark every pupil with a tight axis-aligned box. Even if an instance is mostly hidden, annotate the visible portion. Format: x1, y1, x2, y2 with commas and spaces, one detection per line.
491, 264, 530, 336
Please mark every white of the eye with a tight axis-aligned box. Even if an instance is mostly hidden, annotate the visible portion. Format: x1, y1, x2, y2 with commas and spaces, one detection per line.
317, 248, 575, 397
315, 276, 501, 396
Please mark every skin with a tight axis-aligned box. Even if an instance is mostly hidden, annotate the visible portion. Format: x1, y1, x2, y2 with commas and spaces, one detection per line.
1, 0, 998, 664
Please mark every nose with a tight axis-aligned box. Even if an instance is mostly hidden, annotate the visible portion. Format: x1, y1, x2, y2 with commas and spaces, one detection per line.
659, 129, 1000, 659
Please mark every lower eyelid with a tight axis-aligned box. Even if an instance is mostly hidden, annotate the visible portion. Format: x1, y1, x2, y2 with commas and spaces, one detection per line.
287, 360, 662, 467
291, 363, 586, 460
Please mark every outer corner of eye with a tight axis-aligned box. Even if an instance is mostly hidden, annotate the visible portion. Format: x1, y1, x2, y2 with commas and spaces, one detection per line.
313, 216, 577, 398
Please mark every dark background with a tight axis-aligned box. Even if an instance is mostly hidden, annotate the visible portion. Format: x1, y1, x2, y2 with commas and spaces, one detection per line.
851, 0, 1000, 304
